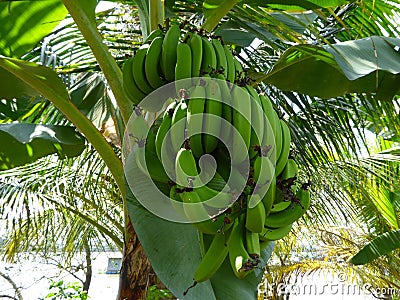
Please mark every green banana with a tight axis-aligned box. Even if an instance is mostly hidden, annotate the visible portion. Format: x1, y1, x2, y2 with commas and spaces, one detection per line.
175, 147, 199, 188
131, 46, 154, 95
135, 144, 170, 183
128, 108, 149, 142
155, 100, 177, 161
145, 122, 158, 154
275, 119, 291, 177
161, 25, 181, 81
180, 190, 234, 234
212, 38, 228, 78
122, 57, 146, 105
251, 154, 274, 210
195, 185, 233, 209
245, 230, 261, 258
226, 165, 248, 195
261, 176, 276, 217
264, 188, 310, 228
228, 216, 255, 278
216, 73, 232, 144
260, 94, 280, 161
253, 153, 275, 187
175, 42, 192, 91
259, 224, 292, 241
170, 100, 188, 152
201, 37, 217, 74
203, 79, 222, 153
246, 86, 265, 159
230, 85, 251, 164
186, 83, 206, 158
223, 45, 236, 83
145, 36, 166, 89
245, 195, 265, 233
193, 231, 232, 283
144, 28, 163, 43
188, 33, 203, 78
233, 56, 244, 83
270, 200, 291, 213
280, 158, 298, 180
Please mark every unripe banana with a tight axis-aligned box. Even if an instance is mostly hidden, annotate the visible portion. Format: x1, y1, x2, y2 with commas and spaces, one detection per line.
161, 25, 181, 81
228, 216, 255, 278
203, 79, 222, 153
226, 165, 248, 195
250, 158, 274, 208
223, 45, 236, 83
128, 108, 149, 142
230, 85, 251, 164
193, 231, 232, 283
233, 56, 244, 82
270, 200, 291, 213
144, 28, 163, 43
145, 123, 158, 154
195, 185, 233, 209
131, 46, 154, 94
135, 144, 170, 183
245, 195, 266, 233
246, 86, 265, 159
145, 36, 166, 89
261, 176, 276, 216
180, 190, 235, 234
170, 100, 188, 152
187, 83, 206, 158
216, 73, 233, 143
280, 158, 298, 180
175, 147, 199, 188
212, 38, 228, 78
245, 230, 261, 258
275, 119, 291, 177
264, 188, 310, 228
175, 42, 192, 91
253, 154, 275, 186
188, 33, 203, 78
122, 57, 146, 105
260, 94, 281, 160
155, 100, 177, 161
259, 224, 292, 241
201, 37, 217, 74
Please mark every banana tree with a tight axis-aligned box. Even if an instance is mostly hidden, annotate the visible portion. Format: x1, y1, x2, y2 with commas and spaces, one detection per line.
1, 0, 400, 299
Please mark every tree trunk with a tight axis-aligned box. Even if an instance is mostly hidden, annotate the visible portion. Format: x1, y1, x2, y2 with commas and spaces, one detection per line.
116, 218, 159, 300
83, 240, 92, 293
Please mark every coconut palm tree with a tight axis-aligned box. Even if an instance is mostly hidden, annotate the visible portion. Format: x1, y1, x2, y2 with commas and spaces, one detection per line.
0, 0, 399, 299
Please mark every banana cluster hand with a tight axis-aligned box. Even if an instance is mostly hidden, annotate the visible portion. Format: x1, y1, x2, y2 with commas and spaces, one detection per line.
125, 26, 311, 289
122, 25, 244, 105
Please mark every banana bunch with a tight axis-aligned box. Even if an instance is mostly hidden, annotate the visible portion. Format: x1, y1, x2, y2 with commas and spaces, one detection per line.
122, 25, 244, 105
126, 26, 311, 290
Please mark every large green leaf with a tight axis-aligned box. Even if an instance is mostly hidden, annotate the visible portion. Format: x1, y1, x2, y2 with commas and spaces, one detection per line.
0, 67, 39, 99
0, 0, 68, 58
0, 56, 124, 193
126, 179, 274, 299
0, 123, 85, 170
350, 230, 400, 265
262, 36, 400, 100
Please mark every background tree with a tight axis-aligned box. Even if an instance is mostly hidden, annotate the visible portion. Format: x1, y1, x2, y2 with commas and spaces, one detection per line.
0, 0, 399, 299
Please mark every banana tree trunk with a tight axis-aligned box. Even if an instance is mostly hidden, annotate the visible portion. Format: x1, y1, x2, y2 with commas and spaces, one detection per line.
117, 218, 157, 299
